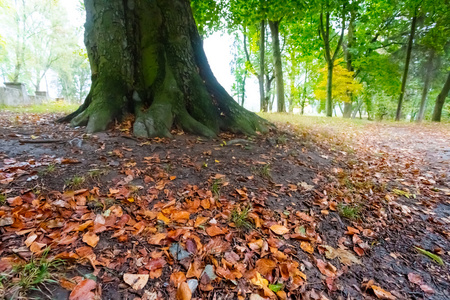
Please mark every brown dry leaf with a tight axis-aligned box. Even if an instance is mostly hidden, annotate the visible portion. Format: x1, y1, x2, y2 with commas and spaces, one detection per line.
172, 211, 190, 223
69, 279, 96, 300
316, 259, 337, 277
29, 241, 46, 253
353, 246, 364, 256
371, 285, 396, 300
170, 272, 187, 286
186, 260, 203, 278
419, 284, 434, 294
300, 241, 314, 254
123, 273, 149, 290
7, 196, 23, 206
346, 226, 360, 235
60, 278, 77, 291
324, 245, 361, 265
206, 225, 228, 237
194, 216, 209, 228
148, 233, 167, 245
82, 232, 99, 248
270, 224, 289, 235
157, 212, 170, 224
176, 281, 192, 300
407, 273, 423, 285
24, 233, 38, 247
255, 258, 277, 278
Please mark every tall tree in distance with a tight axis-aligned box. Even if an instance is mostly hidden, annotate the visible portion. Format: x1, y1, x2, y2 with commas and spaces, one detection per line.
395, 1, 419, 121
60, 0, 269, 137
432, 72, 450, 122
318, 0, 346, 117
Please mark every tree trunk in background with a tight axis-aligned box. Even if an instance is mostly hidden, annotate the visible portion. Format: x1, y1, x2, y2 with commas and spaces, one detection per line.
343, 5, 356, 118
269, 20, 285, 113
417, 50, 434, 122
395, 14, 417, 121
326, 65, 333, 116
259, 20, 267, 112
60, 0, 269, 137
432, 72, 450, 122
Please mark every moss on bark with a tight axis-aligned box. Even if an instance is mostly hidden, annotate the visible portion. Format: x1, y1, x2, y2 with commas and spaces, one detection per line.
59, 0, 272, 138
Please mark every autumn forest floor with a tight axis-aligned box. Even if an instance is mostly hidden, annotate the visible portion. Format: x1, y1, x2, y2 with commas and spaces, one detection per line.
0, 111, 449, 300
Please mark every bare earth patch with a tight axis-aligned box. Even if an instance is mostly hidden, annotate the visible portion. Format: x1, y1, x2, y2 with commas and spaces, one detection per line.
0, 112, 448, 299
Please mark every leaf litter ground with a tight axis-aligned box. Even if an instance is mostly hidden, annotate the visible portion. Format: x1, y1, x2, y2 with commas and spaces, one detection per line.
0, 112, 449, 300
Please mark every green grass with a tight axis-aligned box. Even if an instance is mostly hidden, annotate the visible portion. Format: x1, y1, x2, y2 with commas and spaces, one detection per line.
87, 168, 108, 181
0, 248, 64, 295
0, 193, 6, 205
211, 178, 222, 198
65, 175, 85, 189
0, 101, 79, 114
337, 203, 362, 220
252, 164, 272, 180
230, 205, 253, 230
38, 164, 57, 176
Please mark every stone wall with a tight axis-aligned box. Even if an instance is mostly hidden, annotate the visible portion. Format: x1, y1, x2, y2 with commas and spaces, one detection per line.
0, 83, 48, 106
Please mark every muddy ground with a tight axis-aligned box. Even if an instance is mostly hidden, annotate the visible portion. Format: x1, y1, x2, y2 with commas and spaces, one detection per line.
0, 112, 449, 300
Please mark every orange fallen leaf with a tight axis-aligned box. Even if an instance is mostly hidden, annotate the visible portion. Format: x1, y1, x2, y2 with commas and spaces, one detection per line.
194, 216, 209, 228
346, 226, 360, 235
176, 281, 192, 300
300, 241, 314, 254
255, 258, 277, 278
172, 211, 190, 223
60, 278, 77, 291
170, 272, 187, 286
82, 232, 99, 248
123, 273, 149, 290
316, 259, 336, 277
148, 233, 167, 245
371, 285, 396, 300
206, 225, 228, 237
157, 212, 170, 224
69, 279, 96, 300
270, 224, 289, 235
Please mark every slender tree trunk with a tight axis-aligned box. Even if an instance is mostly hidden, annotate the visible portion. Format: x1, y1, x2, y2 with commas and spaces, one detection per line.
269, 20, 285, 112
259, 20, 266, 112
343, 6, 356, 118
395, 14, 417, 121
60, 0, 269, 137
301, 68, 308, 115
417, 50, 434, 122
326, 64, 333, 117
432, 72, 450, 122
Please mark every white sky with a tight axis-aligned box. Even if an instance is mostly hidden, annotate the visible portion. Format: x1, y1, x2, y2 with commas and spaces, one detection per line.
62, 1, 260, 111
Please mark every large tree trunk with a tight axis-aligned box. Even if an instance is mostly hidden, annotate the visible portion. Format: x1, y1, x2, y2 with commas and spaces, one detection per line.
269, 20, 285, 113
432, 72, 450, 122
259, 20, 267, 112
395, 14, 417, 121
417, 50, 434, 122
60, 0, 269, 137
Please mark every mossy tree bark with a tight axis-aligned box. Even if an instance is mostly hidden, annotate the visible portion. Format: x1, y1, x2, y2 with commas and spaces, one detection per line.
432, 72, 450, 122
60, 0, 270, 138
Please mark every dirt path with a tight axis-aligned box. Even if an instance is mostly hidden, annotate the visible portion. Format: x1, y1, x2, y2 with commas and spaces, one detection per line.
0, 113, 449, 300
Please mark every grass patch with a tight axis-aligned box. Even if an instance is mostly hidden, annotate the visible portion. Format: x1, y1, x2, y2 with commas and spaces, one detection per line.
211, 178, 222, 198
0, 193, 6, 205
252, 164, 272, 180
87, 168, 108, 181
0, 248, 64, 295
65, 175, 85, 189
38, 164, 56, 176
337, 203, 362, 220
0, 101, 79, 114
230, 205, 253, 230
